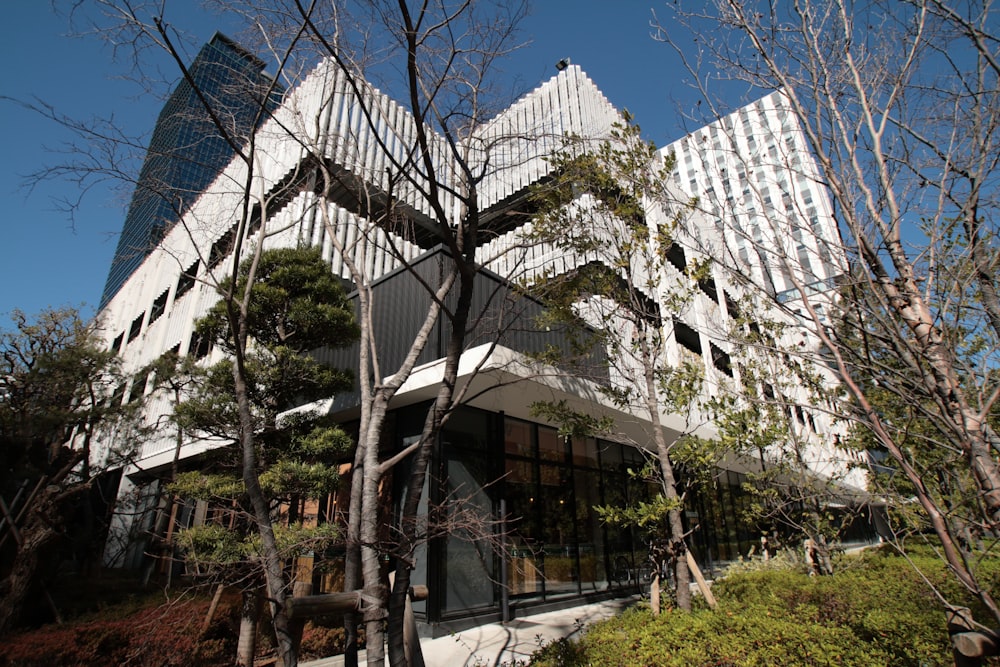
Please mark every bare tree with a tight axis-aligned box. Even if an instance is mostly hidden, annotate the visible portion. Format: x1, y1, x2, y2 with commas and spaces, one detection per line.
37, 1, 682, 663
267, 3, 537, 663
55, 1, 551, 665
654, 0, 1000, 624
58, 4, 317, 663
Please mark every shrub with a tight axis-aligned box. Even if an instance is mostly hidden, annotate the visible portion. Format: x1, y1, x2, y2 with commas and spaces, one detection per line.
300, 622, 347, 659
0, 592, 239, 667
529, 547, 1000, 667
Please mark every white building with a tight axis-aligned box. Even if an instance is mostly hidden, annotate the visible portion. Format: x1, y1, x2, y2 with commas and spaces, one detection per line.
666, 91, 844, 305
96, 55, 870, 628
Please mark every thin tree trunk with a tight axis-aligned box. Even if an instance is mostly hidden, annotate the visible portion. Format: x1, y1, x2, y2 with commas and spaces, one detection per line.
361, 436, 387, 667
236, 588, 261, 667
387, 228, 477, 666
343, 424, 367, 667
232, 356, 296, 667
202, 583, 226, 636
641, 340, 692, 612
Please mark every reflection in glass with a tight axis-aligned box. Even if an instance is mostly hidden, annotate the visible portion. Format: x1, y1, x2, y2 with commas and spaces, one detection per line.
504, 419, 533, 457
572, 436, 600, 468
574, 468, 606, 591
538, 425, 565, 462
540, 464, 577, 596
442, 423, 495, 613
505, 457, 542, 600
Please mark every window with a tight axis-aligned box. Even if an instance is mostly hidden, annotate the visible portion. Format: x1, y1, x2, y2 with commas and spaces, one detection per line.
724, 292, 740, 320
127, 377, 145, 403
798, 246, 814, 274
208, 225, 237, 269
148, 222, 166, 248
176, 260, 199, 299
149, 290, 168, 325
127, 313, 144, 343
110, 332, 124, 354
738, 246, 750, 265
188, 330, 212, 359
698, 276, 719, 303
673, 319, 702, 356
666, 242, 687, 273
538, 425, 566, 463
247, 204, 263, 236
711, 343, 733, 377
110, 383, 126, 407
505, 419, 533, 457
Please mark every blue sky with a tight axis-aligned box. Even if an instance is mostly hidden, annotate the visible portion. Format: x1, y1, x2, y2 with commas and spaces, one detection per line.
1, 1, 716, 323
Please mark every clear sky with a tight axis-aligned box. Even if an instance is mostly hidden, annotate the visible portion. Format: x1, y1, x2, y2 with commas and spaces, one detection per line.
0, 1, 717, 323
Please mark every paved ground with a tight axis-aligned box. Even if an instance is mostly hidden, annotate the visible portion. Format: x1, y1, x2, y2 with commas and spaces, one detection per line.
301, 596, 636, 667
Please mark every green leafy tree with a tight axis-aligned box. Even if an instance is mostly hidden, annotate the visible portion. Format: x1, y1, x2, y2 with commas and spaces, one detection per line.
709, 305, 862, 575
839, 273, 1000, 549
527, 118, 712, 612
0, 307, 143, 635
169, 247, 358, 664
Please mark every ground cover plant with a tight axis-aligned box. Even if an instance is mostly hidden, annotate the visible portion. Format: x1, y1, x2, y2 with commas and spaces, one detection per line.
0, 573, 353, 666
0, 587, 239, 667
529, 546, 1000, 667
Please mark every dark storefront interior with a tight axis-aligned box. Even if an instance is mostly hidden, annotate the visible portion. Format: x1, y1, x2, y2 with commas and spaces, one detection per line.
388, 403, 875, 627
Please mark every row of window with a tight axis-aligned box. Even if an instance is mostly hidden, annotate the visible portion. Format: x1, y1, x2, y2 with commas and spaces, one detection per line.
108, 190, 290, 358
109, 257, 202, 356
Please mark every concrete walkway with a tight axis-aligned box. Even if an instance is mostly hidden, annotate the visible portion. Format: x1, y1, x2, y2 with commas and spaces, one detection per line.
301, 597, 636, 667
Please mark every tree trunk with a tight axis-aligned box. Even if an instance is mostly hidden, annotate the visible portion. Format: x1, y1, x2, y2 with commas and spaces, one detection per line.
386, 253, 476, 666
342, 437, 366, 667
140, 490, 174, 587
668, 506, 692, 611
650, 572, 661, 615
361, 403, 389, 666
640, 338, 692, 612
232, 355, 296, 667
344, 286, 376, 667
0, 519, 58, 635
236, 588, 261, 667
0, 481, 87, 636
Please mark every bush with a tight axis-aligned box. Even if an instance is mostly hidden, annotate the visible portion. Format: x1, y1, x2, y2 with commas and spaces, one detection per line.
300, 622, 347, 659
0, 591, 240, 667
529, 546, 1000, 667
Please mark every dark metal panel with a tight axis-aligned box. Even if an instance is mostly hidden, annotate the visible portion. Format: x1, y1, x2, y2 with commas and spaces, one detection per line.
308, 248, 607, 412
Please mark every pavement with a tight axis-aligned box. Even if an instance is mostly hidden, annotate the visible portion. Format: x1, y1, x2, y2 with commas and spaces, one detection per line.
300, 596, 637, 667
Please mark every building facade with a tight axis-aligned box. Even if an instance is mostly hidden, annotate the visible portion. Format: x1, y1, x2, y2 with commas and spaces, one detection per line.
96, 52, 869, 629
100, 34, 282, 308
665, 91, 844, 306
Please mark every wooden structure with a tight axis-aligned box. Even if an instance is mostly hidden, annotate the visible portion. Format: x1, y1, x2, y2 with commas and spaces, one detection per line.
947, 606, 1000, 666
284, 584, 429, 667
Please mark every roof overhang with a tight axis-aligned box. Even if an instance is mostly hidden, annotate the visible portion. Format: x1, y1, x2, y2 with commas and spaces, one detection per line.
320, 343, 717, 451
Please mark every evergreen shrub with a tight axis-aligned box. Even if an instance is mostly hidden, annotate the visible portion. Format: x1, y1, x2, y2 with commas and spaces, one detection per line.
529, 546, 1000, 667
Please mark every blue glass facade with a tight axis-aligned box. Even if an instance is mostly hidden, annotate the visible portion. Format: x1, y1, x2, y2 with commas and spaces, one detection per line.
100, 33, 282, 307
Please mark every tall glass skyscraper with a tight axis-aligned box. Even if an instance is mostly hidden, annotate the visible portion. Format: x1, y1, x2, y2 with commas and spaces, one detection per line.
100, 33, 282, 307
